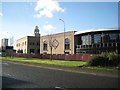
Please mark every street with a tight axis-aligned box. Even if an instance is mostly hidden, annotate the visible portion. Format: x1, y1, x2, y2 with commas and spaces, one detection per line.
2, 61, 119, 89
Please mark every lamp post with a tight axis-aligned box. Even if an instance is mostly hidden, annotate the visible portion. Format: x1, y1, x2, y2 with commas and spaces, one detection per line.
59, 19, 65, 54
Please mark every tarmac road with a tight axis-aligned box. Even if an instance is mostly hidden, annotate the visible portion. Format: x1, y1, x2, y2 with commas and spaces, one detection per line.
2, 61, 119, 89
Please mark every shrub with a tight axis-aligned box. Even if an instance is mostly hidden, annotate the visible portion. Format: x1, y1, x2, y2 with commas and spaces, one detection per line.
109, 55, 120, 66
101, 52, 116, 61
101, 52, 120, 66
88, 56, 109, 66
88, 52, 120, 67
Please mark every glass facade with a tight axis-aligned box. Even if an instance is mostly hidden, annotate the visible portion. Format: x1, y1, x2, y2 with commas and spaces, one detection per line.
81, 35, 90, 45
81, 34, 102, 45
75, 30, 120, 54
94, 34, 102, 44
80, 33, 118, 45
109, 33, 118, 42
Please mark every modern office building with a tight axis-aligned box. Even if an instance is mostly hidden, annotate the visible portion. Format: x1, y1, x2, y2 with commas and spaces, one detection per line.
75, 29, 120, 54
1, 38, 8, 47
16, 26, 40, 54
0, 38, 15, 56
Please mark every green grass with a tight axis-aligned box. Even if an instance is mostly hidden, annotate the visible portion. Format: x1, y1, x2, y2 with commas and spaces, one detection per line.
85, 66, 116, 71
1, 57, 116, 71
2, 57, 87, 67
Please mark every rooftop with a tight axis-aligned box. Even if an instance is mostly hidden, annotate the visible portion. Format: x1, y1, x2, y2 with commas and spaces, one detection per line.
75, 28, 119, 35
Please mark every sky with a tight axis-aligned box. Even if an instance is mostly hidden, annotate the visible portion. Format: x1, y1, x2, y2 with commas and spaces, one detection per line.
0, 0, 119, 49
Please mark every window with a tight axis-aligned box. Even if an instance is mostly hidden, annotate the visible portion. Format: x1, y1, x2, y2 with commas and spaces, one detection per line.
65, 38, 70, 50
24, 49, 26, 53
19, 43, 20, 47
43, 41, 47, 51
94, 34, 102, 44
30, 49, 34, 53
33, 42, 34, 45
37, 42, 40, 45
82, 35, 89, 45
109, 33, 118, 42
81, 35, 91, 45
17, 49, 23, 53
22, 42, 24, 46
29, 42, 35, 45
29, 42, 32, 45
25, 41, 26, 45
102, 34, 110, 43
37, 49, 40, 53
16, 44, 18, 47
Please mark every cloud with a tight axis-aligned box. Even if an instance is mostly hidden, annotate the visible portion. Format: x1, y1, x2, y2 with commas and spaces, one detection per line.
0, 12, 3, 16
34, 0, 64, 18
43, 24, 56, 34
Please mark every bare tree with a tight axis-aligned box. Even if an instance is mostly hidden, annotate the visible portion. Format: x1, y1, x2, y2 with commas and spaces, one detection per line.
48, 34, 53, 60
48, 34, 59, 60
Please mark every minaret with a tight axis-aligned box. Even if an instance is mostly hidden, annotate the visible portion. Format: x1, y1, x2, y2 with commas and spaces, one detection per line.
34, 26, 40, 37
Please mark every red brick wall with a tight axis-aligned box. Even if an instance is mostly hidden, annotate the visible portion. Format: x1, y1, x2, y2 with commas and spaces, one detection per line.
10, 53, 95, 61
65, 54, 95, 61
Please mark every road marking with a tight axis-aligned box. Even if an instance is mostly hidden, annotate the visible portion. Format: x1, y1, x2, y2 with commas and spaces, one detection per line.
55, 86, 68, 90
3, 63, 9, 66
7, 74, 12, 77
3, 73, 17, 79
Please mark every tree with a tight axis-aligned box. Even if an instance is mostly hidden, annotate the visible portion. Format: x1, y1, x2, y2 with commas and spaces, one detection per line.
48, 34, 53, 60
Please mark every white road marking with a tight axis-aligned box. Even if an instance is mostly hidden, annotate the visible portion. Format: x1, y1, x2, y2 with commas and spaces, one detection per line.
3, 63, 9, 66
7, 74, 12, 77
3, 73, 17, 79
55, 86, 68, 90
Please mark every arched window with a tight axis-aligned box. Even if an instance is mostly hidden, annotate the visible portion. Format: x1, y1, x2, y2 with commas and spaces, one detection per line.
65, 38, 70, 50
43, 41, 47, 51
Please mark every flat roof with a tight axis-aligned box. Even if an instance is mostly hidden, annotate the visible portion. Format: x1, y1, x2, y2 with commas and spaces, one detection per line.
41, 31, 75, 37
75, 28, 119, 35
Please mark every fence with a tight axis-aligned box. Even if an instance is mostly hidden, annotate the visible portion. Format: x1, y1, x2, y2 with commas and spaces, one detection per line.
8, 53, 96, 61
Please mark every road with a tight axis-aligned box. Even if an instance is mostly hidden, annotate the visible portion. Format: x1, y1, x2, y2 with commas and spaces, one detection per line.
2, 61, 119, 89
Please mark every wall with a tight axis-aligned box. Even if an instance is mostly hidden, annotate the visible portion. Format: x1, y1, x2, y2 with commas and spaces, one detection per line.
27, 36, 40, 54
16, 36, 40, 54
40, 31, 75, 54
16, 36, 27, 53
10, 53, 95, 61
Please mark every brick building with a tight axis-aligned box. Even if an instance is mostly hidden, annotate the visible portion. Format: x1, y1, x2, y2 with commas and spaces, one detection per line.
16, 27, 120, 54
16, 26, 40, 54
40, 31, 75, 54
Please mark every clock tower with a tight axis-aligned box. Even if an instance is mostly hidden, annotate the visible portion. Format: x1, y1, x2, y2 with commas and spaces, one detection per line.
34, 26, 40, 37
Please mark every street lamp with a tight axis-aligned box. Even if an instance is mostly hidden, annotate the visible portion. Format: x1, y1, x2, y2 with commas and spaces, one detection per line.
59, 19, 65, 54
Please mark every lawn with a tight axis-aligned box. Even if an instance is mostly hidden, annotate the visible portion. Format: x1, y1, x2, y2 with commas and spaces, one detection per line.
1, 57, 116, 71
2, 57, 87, 67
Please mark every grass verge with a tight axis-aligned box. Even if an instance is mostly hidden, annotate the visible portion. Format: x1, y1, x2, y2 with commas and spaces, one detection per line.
2, 57, 87, 67
1, 57, 117, 71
